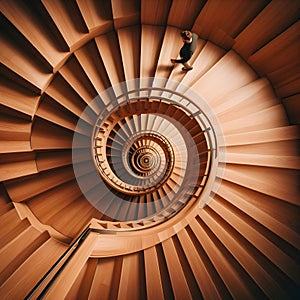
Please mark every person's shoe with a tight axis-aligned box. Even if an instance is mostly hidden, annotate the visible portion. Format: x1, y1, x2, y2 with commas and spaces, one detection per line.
182, 67, 193, 71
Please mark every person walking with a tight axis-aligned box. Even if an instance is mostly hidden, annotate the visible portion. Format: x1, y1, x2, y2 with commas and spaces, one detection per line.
171, 30, 198, 71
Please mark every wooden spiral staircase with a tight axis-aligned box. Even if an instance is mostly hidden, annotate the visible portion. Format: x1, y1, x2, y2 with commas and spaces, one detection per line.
0, 0, 299, 299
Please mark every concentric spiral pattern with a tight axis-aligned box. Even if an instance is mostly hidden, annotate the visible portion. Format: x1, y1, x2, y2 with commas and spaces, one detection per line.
103, 128, 175, 192
127, 132, 167, 177
72, 79, 223, 224
1, 1, 299, 298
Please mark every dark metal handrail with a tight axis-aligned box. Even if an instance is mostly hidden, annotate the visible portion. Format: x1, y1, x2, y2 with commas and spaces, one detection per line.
24, 225, 91, 300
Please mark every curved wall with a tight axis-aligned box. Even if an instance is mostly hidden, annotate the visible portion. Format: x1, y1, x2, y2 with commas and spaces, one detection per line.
0, 1, 299, 299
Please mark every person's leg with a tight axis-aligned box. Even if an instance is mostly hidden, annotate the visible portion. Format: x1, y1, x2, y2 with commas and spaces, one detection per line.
182, 61, 193, 71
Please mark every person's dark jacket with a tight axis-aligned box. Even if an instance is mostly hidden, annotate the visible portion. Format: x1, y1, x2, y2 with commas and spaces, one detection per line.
175, 33, 198, 63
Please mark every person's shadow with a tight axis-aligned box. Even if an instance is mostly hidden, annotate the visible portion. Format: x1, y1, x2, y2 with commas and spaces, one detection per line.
156, 64, 174, 72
